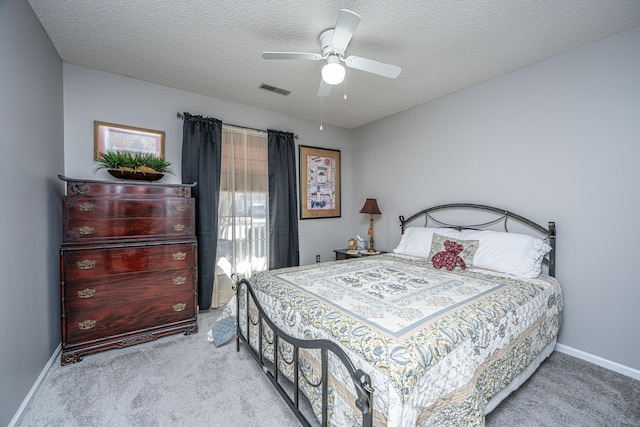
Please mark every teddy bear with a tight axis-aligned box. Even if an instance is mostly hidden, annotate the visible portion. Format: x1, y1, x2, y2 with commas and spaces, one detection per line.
432, 240, 467, 271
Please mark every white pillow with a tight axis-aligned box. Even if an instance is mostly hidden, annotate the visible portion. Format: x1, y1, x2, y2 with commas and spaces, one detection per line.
393, 227, 461, 258
457, 229, 552, 278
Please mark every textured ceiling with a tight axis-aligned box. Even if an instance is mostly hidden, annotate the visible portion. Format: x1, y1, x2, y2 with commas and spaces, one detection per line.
28, 1, 640, 129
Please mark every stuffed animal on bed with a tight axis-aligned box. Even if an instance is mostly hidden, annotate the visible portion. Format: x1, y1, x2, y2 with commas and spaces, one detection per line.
432, 239, 467, 270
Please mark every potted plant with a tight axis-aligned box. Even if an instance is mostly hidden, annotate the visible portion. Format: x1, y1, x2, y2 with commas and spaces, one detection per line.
94, 151, 174, 181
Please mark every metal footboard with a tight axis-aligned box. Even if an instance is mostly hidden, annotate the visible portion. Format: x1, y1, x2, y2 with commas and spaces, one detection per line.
234, 277, 374, 427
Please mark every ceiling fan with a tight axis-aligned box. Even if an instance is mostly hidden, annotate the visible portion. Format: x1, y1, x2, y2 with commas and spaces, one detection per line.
262, 9, 401, 97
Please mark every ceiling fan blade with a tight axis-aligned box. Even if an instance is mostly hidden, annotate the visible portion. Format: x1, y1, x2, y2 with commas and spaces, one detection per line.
262, 52, 323, 61
317, 80, 332, 97
344, 55, 401, 79
330, 9, 361, 51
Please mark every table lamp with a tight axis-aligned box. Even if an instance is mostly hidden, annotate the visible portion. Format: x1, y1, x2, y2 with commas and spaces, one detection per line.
359, 198, 381, 253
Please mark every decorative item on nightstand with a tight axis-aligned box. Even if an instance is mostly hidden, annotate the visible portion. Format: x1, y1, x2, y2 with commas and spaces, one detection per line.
359, 198, 381, 253
347, 237, 357, 250
346, 237, 359, 255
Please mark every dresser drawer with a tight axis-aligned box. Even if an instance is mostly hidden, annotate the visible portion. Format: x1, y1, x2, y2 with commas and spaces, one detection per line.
61, 242, 195, 280
64, 197, 193, 221
63, 178, 192, 198
64, 268, 194, 312
64, 294, 195, 344
63, 216, 194, 243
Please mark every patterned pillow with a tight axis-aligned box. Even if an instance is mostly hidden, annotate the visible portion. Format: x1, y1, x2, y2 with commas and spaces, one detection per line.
428, 233, 479, 270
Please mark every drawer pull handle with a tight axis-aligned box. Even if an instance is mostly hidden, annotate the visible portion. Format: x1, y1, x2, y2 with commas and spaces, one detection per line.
78, 320, 97, 330
173, 277, 186, 285
78, 203, 94, 212
77, 288, 96, 298
79, 226, 94, 235
173, 224, 185, 232
173, 204, 186, 212
76, 260, 96, 270
172, 252, 186, 261
173, 303, 187, 312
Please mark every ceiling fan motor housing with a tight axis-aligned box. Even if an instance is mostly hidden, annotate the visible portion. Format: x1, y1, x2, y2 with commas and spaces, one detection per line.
319, 29, 345, 57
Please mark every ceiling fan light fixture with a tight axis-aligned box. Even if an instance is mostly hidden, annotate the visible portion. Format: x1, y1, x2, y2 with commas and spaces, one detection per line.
322, 57, 345, 85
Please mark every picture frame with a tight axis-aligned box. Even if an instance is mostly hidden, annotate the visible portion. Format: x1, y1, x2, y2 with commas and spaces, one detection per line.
94, 121, 165, 160
299, 145, 341, 219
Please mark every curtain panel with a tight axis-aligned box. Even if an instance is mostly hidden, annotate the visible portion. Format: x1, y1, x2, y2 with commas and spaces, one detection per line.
267, 130, 299, 269
181, 113, 222, 310
214, 126, 269, 307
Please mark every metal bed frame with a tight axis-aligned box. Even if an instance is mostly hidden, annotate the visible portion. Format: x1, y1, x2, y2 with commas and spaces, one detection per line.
234, 203, 557, 426
235, 277, 374, 427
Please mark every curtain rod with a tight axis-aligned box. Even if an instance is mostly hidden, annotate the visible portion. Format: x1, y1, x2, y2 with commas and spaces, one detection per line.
176, 112, 297, 139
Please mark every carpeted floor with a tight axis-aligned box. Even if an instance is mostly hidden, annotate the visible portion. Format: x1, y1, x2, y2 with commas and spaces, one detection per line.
486, 348, 640, 426
15, 310, 640, 427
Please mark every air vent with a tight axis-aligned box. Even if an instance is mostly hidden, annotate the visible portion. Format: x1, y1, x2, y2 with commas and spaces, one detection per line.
259, 83, 291, 96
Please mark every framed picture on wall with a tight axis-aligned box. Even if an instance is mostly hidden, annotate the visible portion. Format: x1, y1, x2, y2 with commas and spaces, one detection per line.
299, 145, 341, 219
94, 121, 165, 160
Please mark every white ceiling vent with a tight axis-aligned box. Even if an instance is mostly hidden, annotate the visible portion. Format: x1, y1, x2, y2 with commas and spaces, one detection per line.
259, 83, 291, 96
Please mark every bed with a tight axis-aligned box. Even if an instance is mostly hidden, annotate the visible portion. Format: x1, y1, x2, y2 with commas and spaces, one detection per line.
215, 203, 563, 426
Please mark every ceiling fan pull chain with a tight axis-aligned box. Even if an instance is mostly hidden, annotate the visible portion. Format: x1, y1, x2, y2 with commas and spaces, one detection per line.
344, 73, 348, 100
320, 82, 324, 130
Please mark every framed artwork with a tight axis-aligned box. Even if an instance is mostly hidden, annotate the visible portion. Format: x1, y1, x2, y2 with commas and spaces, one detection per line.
299, 145, 341, 219
94, 121, 165, 160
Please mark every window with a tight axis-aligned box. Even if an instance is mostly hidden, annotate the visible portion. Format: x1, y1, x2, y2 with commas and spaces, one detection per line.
214, 125, 268, 306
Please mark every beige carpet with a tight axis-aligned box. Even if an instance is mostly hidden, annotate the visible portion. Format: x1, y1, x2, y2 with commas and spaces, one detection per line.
16, 310, 640, 426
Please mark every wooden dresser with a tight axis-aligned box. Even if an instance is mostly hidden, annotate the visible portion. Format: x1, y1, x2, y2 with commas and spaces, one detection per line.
58, 175, 198, 365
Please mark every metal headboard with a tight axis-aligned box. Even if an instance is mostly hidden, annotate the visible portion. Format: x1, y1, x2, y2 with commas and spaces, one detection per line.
399, 203, 556, 277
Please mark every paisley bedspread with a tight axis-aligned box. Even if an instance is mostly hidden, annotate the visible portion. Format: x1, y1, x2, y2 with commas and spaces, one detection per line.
246, 253, 563, 426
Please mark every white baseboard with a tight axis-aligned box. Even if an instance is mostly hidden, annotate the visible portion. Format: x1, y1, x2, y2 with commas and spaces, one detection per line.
555, 343, 640, 381
8, 344, 61, 427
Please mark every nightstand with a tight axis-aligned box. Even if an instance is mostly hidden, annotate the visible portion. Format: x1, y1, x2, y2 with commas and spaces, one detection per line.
334, 249, 386, 260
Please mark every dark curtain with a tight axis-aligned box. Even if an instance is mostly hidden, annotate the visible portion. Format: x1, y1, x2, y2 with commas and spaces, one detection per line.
181, 113, 222, 310
267, 130, 299, 269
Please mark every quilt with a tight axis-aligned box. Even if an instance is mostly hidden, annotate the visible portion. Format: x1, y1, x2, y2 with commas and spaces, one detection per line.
237, 253, 563, 426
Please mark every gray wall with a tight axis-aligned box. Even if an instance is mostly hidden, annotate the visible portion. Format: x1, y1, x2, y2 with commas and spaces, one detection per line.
61, 64, 354, 268
352, 26, 640, 373
0, 1, 64, 425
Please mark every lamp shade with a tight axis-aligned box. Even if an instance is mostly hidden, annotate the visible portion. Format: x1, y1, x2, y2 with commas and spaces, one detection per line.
359, 198, 381, 215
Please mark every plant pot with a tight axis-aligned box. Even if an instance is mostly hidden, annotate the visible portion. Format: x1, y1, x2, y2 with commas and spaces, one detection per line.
107, 169, 164, 181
